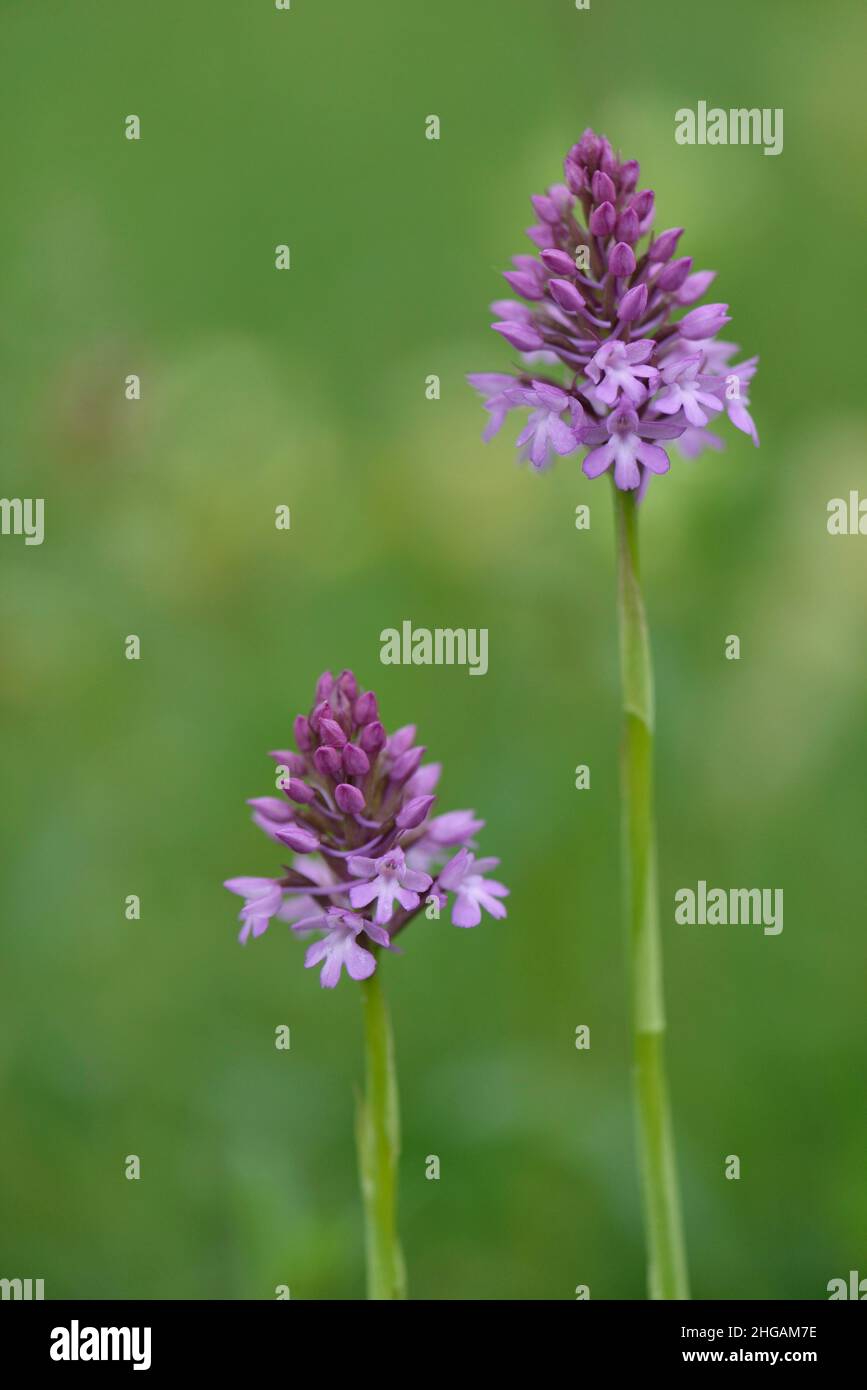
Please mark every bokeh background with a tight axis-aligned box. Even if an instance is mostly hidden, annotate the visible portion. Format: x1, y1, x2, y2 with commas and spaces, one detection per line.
2, 0, 865, 1300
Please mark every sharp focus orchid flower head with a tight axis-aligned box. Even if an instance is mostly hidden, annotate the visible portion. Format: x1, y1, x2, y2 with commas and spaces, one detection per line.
224, 671, 509, 987
468, 128, 760, 493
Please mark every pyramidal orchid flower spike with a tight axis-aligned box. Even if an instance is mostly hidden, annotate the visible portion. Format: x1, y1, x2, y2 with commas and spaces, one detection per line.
224, 667, 507, 984
467, 131, 758, 1303
469, 128, 759, 493
225, 669, 508, 1299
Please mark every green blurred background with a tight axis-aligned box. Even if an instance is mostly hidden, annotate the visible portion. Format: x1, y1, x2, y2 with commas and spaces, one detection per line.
2, 0, 865, 1300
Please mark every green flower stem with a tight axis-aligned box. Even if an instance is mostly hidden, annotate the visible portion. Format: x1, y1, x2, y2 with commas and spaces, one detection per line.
613, 481, 690, 1301
356, 966, 407, 1299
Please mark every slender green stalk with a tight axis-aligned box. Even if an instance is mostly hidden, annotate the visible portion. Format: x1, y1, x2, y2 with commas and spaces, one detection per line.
613, 482, 689, 1300
356, 966, 406, 1299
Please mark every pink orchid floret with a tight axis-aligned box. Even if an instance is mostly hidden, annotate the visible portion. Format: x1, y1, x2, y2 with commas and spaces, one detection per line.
579, 406, 685, 491
300, 909, 391, 989
437, 849, 510, 929
586, 339, 659, 406
348, 847, 432, 925
653, 354, 724, 428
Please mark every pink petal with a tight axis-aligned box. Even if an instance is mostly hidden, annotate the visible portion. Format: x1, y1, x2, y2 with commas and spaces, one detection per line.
344, 941, 377, 981
635, 441, 671, 475
349, 879, 379, 909
582, 441, 615, 478
452, 894, 482, 929
319, 950, 344, 988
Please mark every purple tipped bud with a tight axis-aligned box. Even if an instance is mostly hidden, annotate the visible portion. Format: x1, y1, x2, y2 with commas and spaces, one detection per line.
338, 669, 359, 699
389, 725, 417, 756
591, 170, 616, 205
548, 183, 573, 216
492, 320, 544, 352
563, 157, 585, 196
540, 248, 577, 277
620, 160, 640, 193
525, 224, 554, 250
530, 193, 560, 225
341, 742, 370, 776
313, 745, 342, 778
274, 824, 320, 854
360, 720, 386, 755
649, 227, 684, 263
318, 718, 347, 748
608, 241, 636, 278
314, 671, 334, 701
657, 255, 693, 292
631, 190, 655, 222
589, 201, 616, 237
308, 700, 330, 734
353, 691, 379, 725
575, 129, 602, 166
247, 796, 294, 823
617, 283, 648, 322
396, 794, 436, 830
616, 208, 640, 244
549, 279, 586, 314
390, 745, 425, 782
283, 777, 316, 805
293, 716, 312, 752
502, 269, 544, 300
269, 750, 306, 774
676, 270, 716, 304
335, 783, 365, 815
678, 303, 731, 339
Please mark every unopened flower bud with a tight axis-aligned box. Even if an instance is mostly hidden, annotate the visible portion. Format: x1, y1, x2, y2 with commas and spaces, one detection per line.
390, 746, 425, 782
608, 241, 636, 278
502, 269, 543, 300
338, 669, 359, 699
335, 783, 365, 815
293, 716, 312, 752
342, 742, 370, 776
314, 745, 342, 778
549, 279, 585, 314
360, 720, 386, 755
678, 303, 731, 339
591, 170, 616, 205
631, 190, 655, 222
657, 256, 693, 292
589, 200, 616, 237
353, 691, 378, 725
617, 283, 648, 322
563, 157, 585, 195
396, 795, 436, 830
319, 718, 347, 749
619, 159, 640, 193
283, 777, 316, 805
616, 208, 640, 244
649, 227, 684, 263
492, 320, 544, 352
531, 193, 560, 225
308, 700, 330, 734
314, 671, 334, 701
541, 248, 578, 277
274, 825, 320, 854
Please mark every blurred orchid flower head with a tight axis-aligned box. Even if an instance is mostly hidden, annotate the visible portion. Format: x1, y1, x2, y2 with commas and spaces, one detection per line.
225, 670, 508, 987
468, 129, 759, 495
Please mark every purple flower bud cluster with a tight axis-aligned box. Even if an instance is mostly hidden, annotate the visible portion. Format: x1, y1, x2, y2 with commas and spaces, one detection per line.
468, 129, 759, 494
225, 670, 508, 988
